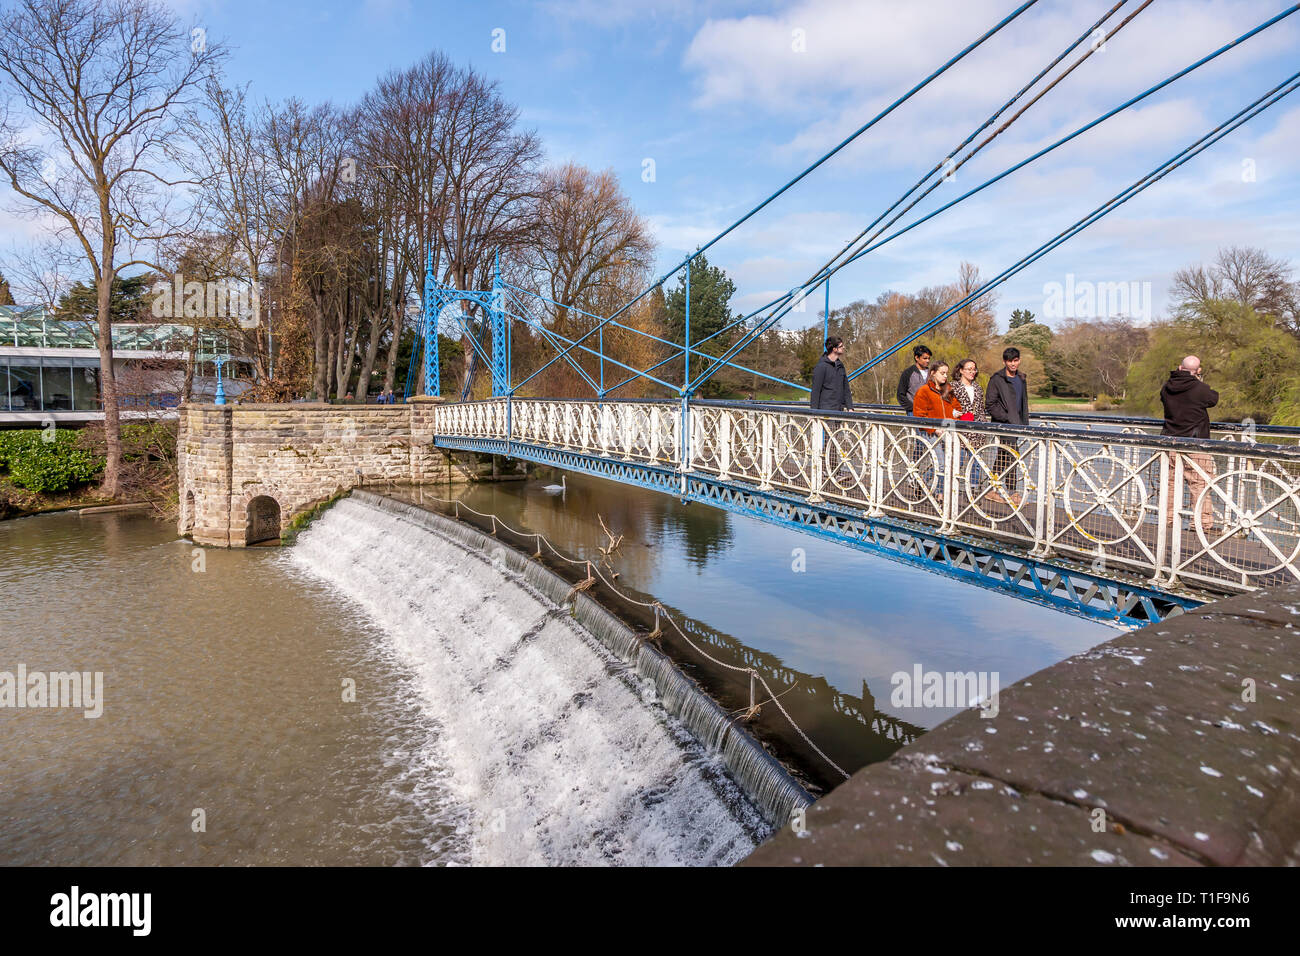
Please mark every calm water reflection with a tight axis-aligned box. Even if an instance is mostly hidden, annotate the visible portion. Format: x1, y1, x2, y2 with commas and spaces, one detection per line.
395, 469, 1111, 787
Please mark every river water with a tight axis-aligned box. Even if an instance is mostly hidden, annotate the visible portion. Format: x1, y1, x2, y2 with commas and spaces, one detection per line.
393, 472, 1111, 789
0, 469, 1110, 864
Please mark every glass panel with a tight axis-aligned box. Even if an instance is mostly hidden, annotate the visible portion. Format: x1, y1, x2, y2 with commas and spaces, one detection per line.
72, 365, 100, 411
58, 322, 97, 348
14, 321, 45, 347
41, 363, 73, 410
7, 365, 41, 410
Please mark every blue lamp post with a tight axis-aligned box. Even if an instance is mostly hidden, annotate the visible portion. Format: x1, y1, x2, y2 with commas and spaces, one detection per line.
213, 354, 230, 405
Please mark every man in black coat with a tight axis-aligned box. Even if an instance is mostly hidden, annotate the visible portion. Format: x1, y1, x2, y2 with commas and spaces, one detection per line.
1160, 355, 1220, 530
984, 347, 1029, 505
1160, 356, 1219, 438
896, 345, 932, 413
810, 336, 854, 412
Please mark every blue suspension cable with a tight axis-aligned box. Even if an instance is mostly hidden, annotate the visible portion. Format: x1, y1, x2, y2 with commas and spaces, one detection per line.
688, 4, 1300, 394
813, 1, 1131, 292
850, 70, 1300, 379
511, 0, 1041, 395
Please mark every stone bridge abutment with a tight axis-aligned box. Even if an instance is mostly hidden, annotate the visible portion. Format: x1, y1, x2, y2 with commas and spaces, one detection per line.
178, 398, 491, 546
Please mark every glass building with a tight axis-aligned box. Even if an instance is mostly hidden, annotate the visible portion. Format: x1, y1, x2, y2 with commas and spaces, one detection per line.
0, 306, 251, 417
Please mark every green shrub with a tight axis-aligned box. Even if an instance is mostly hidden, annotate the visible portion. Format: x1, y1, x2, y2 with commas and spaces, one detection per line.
0, 429, 104, 493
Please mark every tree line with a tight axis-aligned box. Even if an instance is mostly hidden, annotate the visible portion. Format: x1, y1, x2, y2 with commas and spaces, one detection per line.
3, 0, 1297, 505
0, 0, 667, 495
999, 245, 1300, 424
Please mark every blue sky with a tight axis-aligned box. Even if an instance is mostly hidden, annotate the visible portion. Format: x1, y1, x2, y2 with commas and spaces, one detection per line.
12, 0, 1300, 330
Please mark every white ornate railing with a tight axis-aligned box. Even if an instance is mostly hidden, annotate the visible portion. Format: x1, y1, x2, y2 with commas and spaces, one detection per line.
432, 398, 1300, 596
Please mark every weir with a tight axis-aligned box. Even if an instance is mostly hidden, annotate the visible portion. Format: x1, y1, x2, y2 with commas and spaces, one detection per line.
354, 491, 813, 824
290, 490, 811, 862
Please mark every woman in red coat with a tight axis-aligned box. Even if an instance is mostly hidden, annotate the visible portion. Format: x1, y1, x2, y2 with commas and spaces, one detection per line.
909, 362, 962, 503
911, 362, 963, 430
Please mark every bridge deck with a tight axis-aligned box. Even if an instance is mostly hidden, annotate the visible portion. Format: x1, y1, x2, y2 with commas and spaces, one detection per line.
430, 398, 1300, 626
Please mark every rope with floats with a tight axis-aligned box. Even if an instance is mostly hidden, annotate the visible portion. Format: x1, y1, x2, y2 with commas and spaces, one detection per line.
409, 490, 852, 780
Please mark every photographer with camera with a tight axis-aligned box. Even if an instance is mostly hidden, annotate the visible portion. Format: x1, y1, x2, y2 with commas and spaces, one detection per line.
1160, 355, 1220, 532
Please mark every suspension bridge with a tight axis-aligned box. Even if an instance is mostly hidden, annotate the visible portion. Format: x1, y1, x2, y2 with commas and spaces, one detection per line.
405, 1, 1300, 628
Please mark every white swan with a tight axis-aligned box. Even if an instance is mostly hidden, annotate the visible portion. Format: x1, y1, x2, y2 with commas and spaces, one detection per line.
542, 474, 567, 495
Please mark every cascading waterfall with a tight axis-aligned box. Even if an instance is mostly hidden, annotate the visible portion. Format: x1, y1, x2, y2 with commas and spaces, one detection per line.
289, 491, 811, 866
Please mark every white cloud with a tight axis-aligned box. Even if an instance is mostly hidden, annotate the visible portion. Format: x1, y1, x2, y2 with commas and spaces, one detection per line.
659, 1, 1300, 329
684, 0, 1300, 174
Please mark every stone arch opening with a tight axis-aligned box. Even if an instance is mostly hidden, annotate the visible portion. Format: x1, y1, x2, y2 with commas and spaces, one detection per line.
183, 490, 196, 534
245, 495, 282, 545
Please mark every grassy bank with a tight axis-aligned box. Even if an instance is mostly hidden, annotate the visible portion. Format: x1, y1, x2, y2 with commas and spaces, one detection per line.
1029, 398, 1105, 412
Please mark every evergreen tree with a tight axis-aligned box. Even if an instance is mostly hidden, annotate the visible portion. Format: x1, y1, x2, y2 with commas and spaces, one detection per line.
1009, 307, 1035, 329
665, 253, 737, 358
664, 253, 738, 396
55, 275, 153, 325
0, 271, 15, 306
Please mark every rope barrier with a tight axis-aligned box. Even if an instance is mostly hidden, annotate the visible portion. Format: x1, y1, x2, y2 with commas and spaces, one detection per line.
407, 489, 852, 779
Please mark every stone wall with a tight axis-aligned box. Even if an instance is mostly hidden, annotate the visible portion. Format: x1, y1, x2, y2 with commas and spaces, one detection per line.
178, 398, 501, 547
743, 581, 1300, 867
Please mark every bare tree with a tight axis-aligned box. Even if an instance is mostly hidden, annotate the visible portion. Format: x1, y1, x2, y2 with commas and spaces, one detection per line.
1172, 245, 1300, 335
944, 261, 998, 352
2, 237, 77, 313
1046, 318, 1149, 399
530, 163, 653, 320
433, 69, 541, 395
0, 0, 222, 495
188, 79, 283, 382
264, 100, 350, 400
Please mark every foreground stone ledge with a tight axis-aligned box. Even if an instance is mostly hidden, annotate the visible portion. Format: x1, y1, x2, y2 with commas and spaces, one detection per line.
742, 583, 1300, 867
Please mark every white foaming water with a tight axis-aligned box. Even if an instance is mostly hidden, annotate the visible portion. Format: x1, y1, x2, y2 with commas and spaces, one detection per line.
289, 497, 767, 865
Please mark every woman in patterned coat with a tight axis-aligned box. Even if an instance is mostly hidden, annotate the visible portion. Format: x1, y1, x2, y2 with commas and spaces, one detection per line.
953, 359, 990, 491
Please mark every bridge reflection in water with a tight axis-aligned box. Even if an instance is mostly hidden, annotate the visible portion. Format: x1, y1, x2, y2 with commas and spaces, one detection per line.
389, 472, 1105, 793
431, 398, 1300, 628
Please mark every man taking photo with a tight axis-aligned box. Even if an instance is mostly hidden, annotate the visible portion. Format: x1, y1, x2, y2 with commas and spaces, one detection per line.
1160, 355, 1220, 532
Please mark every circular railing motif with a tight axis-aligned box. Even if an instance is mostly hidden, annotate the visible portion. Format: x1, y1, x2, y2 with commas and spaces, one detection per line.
825, 425, 868, 494
1199, 470, 1300, 576
883, 433, 941, 505
961, 442, 1030, 522
1060, 453, 1149, 545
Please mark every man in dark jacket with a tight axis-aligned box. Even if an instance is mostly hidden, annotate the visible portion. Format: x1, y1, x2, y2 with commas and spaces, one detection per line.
896, 345, 932, 413
985, 347, 1029, 426
811, 336, 854, 412
984, 347, 1029, 505
1160, 356, 1219, 438
1161, 356, 1219, 530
